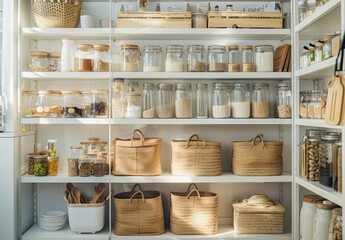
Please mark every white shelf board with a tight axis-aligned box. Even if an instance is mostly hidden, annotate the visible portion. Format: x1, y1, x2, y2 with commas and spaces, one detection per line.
295, 57, 336, 79
111, 172, 292, 183
22, 224, 109, 240
21, 72, 110, 80
21, 118, 110, 125
21, 28, 111, 40
296, 177, 343, 206
295, 119, 343, 129
21, 174, 110, 183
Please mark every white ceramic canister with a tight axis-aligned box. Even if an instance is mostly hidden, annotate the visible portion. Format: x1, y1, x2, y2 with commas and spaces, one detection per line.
300, 195, 324, 240
61, 39, 74, 72
313, 201, 338, 240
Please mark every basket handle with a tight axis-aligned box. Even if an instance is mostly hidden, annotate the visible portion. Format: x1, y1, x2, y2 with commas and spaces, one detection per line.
131, 183, 143, 192
187, 188, 201, 200
186, 133, 206, 148
130, 129, 145, 147
129, 191, 145, 203
250, 134, 265, 149
186, 183, 199, 193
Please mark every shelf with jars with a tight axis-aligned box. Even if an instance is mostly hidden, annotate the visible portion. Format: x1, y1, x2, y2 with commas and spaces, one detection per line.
21, 174, 110, 183
295, 56, 336, 79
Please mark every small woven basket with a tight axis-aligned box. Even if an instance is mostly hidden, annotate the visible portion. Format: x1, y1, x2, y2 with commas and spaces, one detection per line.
31, 0, 83, 28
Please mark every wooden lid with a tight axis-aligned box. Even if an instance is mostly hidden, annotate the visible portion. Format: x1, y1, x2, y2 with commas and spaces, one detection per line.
70, 145, 83, 149
22, 90, 38, 95
88, 89, 109, 94
37, 90, 61, 95
61, 90, 81, 95
93, 44, 109, 51
126, 92, 141, 96
303, 195, 324, 203
76, 44, 93, 51
31, 51, 49, 57
88, 137, 100, 141
316, 201, 338, 210
48, 52, 61, 58
121, 44, 139, 49
332, 208, 342, 216
242, 45, 253, 49
229, 45, 239, 50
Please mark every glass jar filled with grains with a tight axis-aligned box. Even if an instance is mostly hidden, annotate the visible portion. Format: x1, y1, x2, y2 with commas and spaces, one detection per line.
78, 158, 92, 177
48, 156, 59, 176
251, 83, 269, 118
92, 44, 110, 72
125, 93, 142, 119
61, 90, 83, 118
232, 83, 250, 118
120, 44, 140, 72
142, 83, 155, 118
276, 82, 292, 118
82, 89, 109, 118
143, 45, 162, 72
34, 155, 48, 176
30, 51, 49, 72
68, 158, 79, 177
175, 83, 192, 118
212, 82, 230, 118
112, 78, 125, 118
228, 45, 240, 72
93, 157, 106, 177
207, 45, 226, 72
241, 45, 254, 72
187, 45, 205, 72
156, 83, 174, 118
165, 45, 184, 72
196, 83, 208, 118
48, 52, 61, 72
27, 153, 36, 175
98, 151, 110, 174
74, 44, 93, 72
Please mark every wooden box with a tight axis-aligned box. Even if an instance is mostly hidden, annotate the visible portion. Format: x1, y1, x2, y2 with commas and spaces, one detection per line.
208, 11, 282, 29
117, 12, 191, 28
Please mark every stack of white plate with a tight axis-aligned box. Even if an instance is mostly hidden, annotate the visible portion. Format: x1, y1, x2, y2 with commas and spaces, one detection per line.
39, 211, 67, 231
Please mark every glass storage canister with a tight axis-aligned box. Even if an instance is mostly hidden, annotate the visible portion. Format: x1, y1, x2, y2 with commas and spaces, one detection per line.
315, 41, 324, 63
196, 83, 208, 118
254, 45, 274, 72
276, 83, 292, 118
34, 90, 62, 118
120, 44, 140, 72
187, 45, 205, 72
242, 45, 254, 72
112, 78, 125, 118
298, 0, 307, 23
228, 45, 240, 72
125, 93, 142, 118
319, 132, 342, 187
78, 158, 92, 177
74, 44, 93, 72
232, 83, 250, 118
34, 155, 48, 176
92, 44, 110, 72
68, 158, 79, 177
207, 45, 226, 72
313, 201, 338, 240
48, 52, 61, 72
98, 151, 110, 174
70, 145, 84, 159
300, 195, 325, 240
60, 90, 83, 118
93, 157, 106, 177
156, 83, 174, 118
27, 153, 36, 175
22, 90, 38, 117
165, 45, 184, 72
192, 13, 207, 28
175, 83, 192, 118
328, 208, 342, 240
309, 90, 327, 119
30, 51, 49, 72
47, 139, 57, 157
142, 83, 155, 118
212, 82, 230, 118
82, 89, 109, 118
300, 90, 309, 119
307, 90, 318, 119
128, 81, 140, 93
143, 45, 162, 72
321, 36, 332, 60
48, 156, 59, 176
251, 83, 269, 118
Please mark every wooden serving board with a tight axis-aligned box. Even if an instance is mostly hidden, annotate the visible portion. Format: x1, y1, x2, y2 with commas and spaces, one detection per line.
325, 72, 344, 125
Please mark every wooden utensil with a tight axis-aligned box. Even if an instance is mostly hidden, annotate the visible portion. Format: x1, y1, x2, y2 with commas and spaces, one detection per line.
66, 183, 74, 204
325, 74, 344, 125
71, 187, 81, 204
80, 194, 89, 204
91, 183, 105, 203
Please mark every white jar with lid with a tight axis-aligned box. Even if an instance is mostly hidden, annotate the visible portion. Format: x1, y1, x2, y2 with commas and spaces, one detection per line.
300, 195, 324, 240
254, 45, 274, 72
313, 201, 338, 240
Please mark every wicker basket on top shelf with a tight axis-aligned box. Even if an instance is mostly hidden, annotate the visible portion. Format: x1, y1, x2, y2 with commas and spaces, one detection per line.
31, 0, 83, 28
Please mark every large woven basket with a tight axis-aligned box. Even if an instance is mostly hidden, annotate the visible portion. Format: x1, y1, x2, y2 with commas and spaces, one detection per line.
31, 0, 83, 28
170, 183, 218, 235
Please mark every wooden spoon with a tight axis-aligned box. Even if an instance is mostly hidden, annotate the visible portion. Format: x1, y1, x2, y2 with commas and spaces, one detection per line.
91, 183, 105, 203
71, 187, 81, 204
66, 183, 74, 204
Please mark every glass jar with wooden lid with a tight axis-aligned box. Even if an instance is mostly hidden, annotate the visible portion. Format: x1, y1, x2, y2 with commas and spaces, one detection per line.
120, 44, 140, 72
92, 44, 110, 72
22, 90, 38, 117
82, 89, 109, 118
241, 45, 254, 72
74, 44, 93, 72
61, 90, 83, 118
228, 45, 240, 72
30, 51, 49, 72
34, 90, 62, 118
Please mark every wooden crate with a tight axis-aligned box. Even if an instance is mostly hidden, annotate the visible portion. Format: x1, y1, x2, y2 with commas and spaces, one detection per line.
117, 12, 191, 28
208, 11, 282, 29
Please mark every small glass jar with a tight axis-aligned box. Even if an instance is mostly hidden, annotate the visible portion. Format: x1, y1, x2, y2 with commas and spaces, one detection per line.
120, 44, 140, 72
93, 157, 106, 177
112, 78, 125, 118
78, 158, 92, 177
300, 48, 309, 69
232, 83, 250, 118
74, 44, 93, 72
175, 83, 192, 118
207, 45, 226, 72
70, 145, 84, 159
34, 155, 48, 176
187, 45, 205, 72
255, 45, 274, 72
82, 89, 109, 118
98, 151, 110, 174
283, 12, 291, 29
22, 90, 38, 117
321, 36, 332, 60
142, 83, 155, 118
298, 0, 307, 23
47, 139, 57, 157
48, 52, 61, 72
165, 45, 184, 72
30, 51, 49, 72
251, 83, 269, 118
242, 45, 254, 72
228, 45, 240, 72
212, 83, 230, 119
308, 45, 316, 66
80, 142, 90, 155
276, 83, 292, 118
156, 83, 174, 118
196, 83, 208, 118
128, 81, 140, 93
92, 44, 110, 72
27, 153, 36, 175
48, 156, 59, 176
306, 0, 316, 17
315, 42, 324, 63
192, 13, 207, 28
328, 208, 342, 240
307, 90, 319, 119
88, 139, 102, 154
61, 90, 83, 118
68, 158, 79, 177
34, 90, 62, 118
143, 45, 162, 72
313, 201, 338, 240
125, 93, 142, 118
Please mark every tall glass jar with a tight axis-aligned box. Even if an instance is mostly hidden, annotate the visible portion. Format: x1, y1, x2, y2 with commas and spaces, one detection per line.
242, 45, 254, 72
232, 83, 250, 118
82, 89, 109, 118
60, 90, 83, 118
68, 158, 78, 177
48, 52, 61, 72
48, 139, 57, 157
112, 78, 125, 118
30, 51, 49, 72
34, 155, 48, 176
313, 201, 338, 240
143, 45, 162, 72
74, 44, 93, 72
142, 83, 155, 118
165, 45, 184, 72
328, 208, 342, 240
187, 45, 205, 72
207, 45, 226, 72
254, 45, 274, 72
228, 45, 240, 72
156, 83, 174, 118
48, 156, 59, 176
307, 90, 319, 119
196, 83, 208, 118
125, 93, 142, 118
92, 44, 110, 72
212, 83, 230, 119
120, 44, 140, 72
93, 158, 105, 177
315, 42, 324, 63
192, 13, 207, 28
175, 83, 192, 118
300, 91, 310, 119
276, 82, 292, 118
251, 83, 269, 118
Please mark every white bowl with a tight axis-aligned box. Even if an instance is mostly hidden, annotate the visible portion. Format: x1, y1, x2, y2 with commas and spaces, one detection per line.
40, 218, 66, 225
39, 224, 65, 231
41, 211, 67, 218
40, 220, 66, 227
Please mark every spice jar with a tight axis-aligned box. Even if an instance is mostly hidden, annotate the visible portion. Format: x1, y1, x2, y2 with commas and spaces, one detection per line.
251, 83, 269, 118
22, 90, 38, 117
34, 90, 62, 118
48, 52, 61, 72
165, 45, 184, 72
254, 45, 274, 72
92, 44, 110, 72
300, 195, 325, 240
187, 45, 205, 72
27, 153, 35, 175
192, 13, 207, 28
112, 78, 125, 118
74, 44, 93, 72
276, 83, 292, 118
70, 145, 84, 159
232, 83, 250, 118
68, 158, 79, 177
142, 83, 155, 118
78, 158, 92, 177
242, 45, 254, 72
30, 51, 49, 72
34, 155, 48, 176
175, 83, 192, 118
207, 45, 226, 72
212, 83, 230, 118
228, 45, 240, 72
120, 44, 140, 72
313, 201, 338, 240
143, 45, 162, 72
156, 83, 174, 118
328, 208, 342, 240
125, 93, 142, 118
196, 83, 208, 118
61, 90, 83, 118
82, 89, 109, 118
47, 139, 57, 157
48, 156, 59, 176
93, 157, 105, 177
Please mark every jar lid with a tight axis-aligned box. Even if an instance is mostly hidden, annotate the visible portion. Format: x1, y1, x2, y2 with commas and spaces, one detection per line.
208, 45, 226, 51
68, 158, 79, 161
316, 201, 337, 210
33, 155, 47, 159
97, 141, 107, 144
175, 83, 192, 90
213, 82, 230, 89
306, 129, 325, 138
98, 151, 108, 156
226, 4, 233, 7
187, 45, 205, 51
48, 156, 59, 161
88, 89, 110, 94
157, 83, 173, 90
37, 90, 61, 95
22, 90, 38, 95
284, 12, 291, 16
113, 78, 125, 82
70, 145, 83, 149
229, 45, 239, 50
144, 45, 162, 51
253, 83, 269, 89
31, 51, 49, 57
143, 82, 154, 89
321, 132, 342, 141
255, 45, 274, 52
121, 44, 139, 49
332, 208, 342, 216
315, 41, 324, 47
277, 82, 290, 88
192, 12, 207, 17
48, 52, 61, 58
80, 141, 90, 145
126, 92, 141, 97
242, 45, 253, 50
303, 195, 324, 203
61, 90, 82, 95
88, 137, 100, 141
48, 139, 57, 143
233, 83, 249, 88
197, 83, 208, 89
27, 153, 36, 156
76, 44, 93, 51
93, 44, 109, 51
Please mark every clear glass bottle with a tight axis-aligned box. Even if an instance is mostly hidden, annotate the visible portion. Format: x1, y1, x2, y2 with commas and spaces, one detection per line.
242, 45, 254, 72
315, 41, 324, 63
251, 83, 269, 118
156, 83, 174, 118
212, 82, 230, 119
48, 52, 61, 72
207, 45, 226, 72
30, 51, 49, 72
47, 139, 57, 157
34, 155, 48, 176
276, 82, 292, 118
313, 201, 338, 240
143, 45, 162, 72
254, 45, 274, 72
61, 38, 74, 72
74, 44, 93, 72
196, 83, 208, 118
232, 83, 250, 118
175, 83, 192, 119
187, 45, 205, 72
228, 45, 240, 72
328, 208, 342, 240
60, 90, 83, 118
165, 45, 184, 72
142, 83, 155, 118
125, 93, 142, 118
92, 44, 110, 72
112, 78, 125, 118
82, 89, 109, 118
120, 44, 140, 72
48, 156, 59, 176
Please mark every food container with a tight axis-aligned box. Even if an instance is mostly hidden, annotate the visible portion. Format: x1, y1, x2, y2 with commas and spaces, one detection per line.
143, 45, 162, 72
187, 45, 205, 72
142, 83, 155, 118
33, 90, 62, 118
328, 208, 342, 240
112, 78, 125, 118
298, 0, 307, 23
61, 90, 83, 118
128, 81, 139, 93
207, 45, 226, 72
321, 36, 332, 60
68, 158, 79, 177
47, 139, 57, 157
48, 52, 61, 72
313, 201, 338, 240
22, 90, 38, 117
192, 13, 207, 28
74, 44, 93, 72
242, 45, 254, 72
61, 38, 74, 72
212, 82, 230, 118
232, 83, 250, 118
228, 45, 240, 72
175, 83, 192, 118
251, 83, 269, 118
30, 51, 49, 72
196, 83, 208, 118
93, 157, 105, 177
276, 82, 292, 118
82, 90, 109, 118
156, 83, 174, 118
78, 158, 92, 177
27, 153, 36, 175
121, 44, 140, 72
254, 45, 274, 72
283, 12, 291, 29
92, 44, 110, 72
34, 155, 48, 176
165, 45, 184, 72
315, 41, 323, 63
125, 93, 142, 118
48, 156, 59, 176
70, 146, 84, 159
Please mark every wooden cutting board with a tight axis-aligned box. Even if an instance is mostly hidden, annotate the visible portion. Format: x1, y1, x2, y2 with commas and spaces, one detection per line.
338, 72, 345, 125
325, 72, 344, 125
